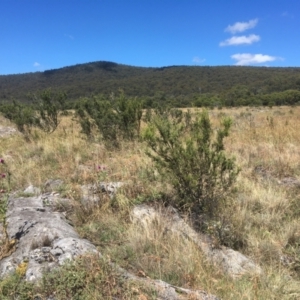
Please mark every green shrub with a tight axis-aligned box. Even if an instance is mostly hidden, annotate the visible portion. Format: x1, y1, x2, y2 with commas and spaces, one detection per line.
0, 89, 67, 137
142, 109, 239, 217
0, 101, 38, 136
33, 89, 67, 133
75, 95, 120, 145
75, 92, 143, 147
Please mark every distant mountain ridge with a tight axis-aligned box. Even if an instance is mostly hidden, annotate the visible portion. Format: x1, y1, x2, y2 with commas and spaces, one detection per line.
1, 61, 300, 105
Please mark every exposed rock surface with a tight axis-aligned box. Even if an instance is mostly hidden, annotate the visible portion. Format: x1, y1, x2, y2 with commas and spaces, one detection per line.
0, 187, 219, 299
131, 204, 262, 279
43, 179, 64, 193
23, 185, 41, 195
81, 181, 124, 203
120, 273, 220, 300
0, 192, 97, 281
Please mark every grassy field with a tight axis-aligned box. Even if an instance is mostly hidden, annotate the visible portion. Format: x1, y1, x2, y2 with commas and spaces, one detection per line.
1, 106, 300, 299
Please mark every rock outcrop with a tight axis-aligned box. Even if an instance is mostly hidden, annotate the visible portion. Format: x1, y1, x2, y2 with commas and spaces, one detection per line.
131, 204, 262, 279
81, 181, 124, 203
0, 192, 97, 281
0, 188, 219, 299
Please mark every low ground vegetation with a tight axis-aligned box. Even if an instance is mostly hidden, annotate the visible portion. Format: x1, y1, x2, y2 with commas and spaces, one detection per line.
0, 105, 300, 299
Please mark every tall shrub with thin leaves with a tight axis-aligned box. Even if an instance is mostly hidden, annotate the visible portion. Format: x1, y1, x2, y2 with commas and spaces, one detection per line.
143, 109, 239, 216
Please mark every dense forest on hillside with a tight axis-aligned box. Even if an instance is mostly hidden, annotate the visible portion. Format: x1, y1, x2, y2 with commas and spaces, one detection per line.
1, 61, 300, 107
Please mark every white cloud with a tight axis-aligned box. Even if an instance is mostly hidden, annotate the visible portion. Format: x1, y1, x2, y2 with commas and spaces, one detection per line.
192, 56, 206, 64
220, 34, 260, 46
231, 53, 283, 65
281, 11, 293, 18
33, 62, 40, 67
65, 34, 74, 40
225, 19, 258, 34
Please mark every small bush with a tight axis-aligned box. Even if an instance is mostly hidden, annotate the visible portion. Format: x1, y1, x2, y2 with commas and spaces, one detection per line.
143, 109, 239, 217
33, 89, 67, 133
0, 101, 38, 137
0, 89, 67, 137
75, 92, 143, 147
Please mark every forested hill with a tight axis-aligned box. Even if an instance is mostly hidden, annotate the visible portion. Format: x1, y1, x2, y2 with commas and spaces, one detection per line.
1, 61, 300, 107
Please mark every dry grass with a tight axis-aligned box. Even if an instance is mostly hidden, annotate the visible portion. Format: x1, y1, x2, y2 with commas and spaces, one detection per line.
1, 106, 300, 299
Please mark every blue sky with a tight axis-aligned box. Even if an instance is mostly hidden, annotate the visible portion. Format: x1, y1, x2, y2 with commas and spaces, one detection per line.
1, 0, 299, 75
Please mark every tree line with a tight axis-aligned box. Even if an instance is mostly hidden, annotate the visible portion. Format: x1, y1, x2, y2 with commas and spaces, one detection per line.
0, 61, 300, 107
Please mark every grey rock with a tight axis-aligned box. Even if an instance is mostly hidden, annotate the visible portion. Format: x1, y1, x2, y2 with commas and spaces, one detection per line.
41, 192, 73, 212
100, 182, 123, 194
150, 279, 219, 300
0, 194, 98, 281
81, 181, 124, 203
117, 266, 220, 300
80, 184, 101, 204
23, 185, 41, 195
50, 247, 63, 257
44, 179, 64, 192
52, 238, 98, 265
0, 191, 219, 299
131, 204, 262, 279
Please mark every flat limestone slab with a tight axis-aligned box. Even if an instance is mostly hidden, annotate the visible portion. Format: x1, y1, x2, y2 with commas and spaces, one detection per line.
0, 194, 97, 281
